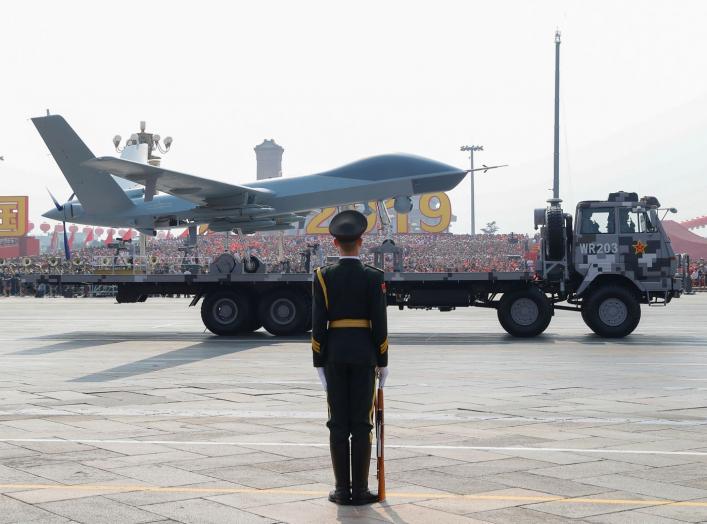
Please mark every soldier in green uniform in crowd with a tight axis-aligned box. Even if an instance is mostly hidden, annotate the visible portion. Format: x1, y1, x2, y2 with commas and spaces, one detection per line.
312, 210, 389, 505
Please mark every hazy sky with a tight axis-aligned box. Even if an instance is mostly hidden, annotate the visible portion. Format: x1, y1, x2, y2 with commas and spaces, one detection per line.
2, 0, 706, 234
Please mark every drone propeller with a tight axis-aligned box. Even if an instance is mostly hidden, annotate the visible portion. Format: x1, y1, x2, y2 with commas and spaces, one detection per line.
46, 188, 72, 260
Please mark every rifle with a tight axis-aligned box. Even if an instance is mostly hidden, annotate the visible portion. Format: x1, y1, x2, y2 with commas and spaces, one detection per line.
375, 374, 385, 502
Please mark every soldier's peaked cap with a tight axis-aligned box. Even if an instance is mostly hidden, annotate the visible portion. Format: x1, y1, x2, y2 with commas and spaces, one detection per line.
329, 210, 367, 241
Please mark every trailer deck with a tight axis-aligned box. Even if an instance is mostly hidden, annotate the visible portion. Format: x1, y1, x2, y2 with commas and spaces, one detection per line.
25, 270, 534, 286
23, 269, 539, 336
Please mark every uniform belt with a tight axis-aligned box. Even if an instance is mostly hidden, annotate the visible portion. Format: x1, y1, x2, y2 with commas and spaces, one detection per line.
329, 319, 371, 329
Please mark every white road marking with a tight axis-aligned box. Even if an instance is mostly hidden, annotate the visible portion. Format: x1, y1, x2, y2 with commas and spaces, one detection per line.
2, 437, 707, 458
0, 407, 704, 426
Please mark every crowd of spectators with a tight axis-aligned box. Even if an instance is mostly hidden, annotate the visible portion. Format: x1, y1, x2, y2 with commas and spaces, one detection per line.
196, 232, 533, 273
3, 232, 706, 296
1, 232, 531, 292
689, 261, 707, 288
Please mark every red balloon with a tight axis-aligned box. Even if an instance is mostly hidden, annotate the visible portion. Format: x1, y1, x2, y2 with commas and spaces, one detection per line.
40, 223, 51, 233
95, 227, 104, 236
69, 225, 78, 233
28, 222, 35, 232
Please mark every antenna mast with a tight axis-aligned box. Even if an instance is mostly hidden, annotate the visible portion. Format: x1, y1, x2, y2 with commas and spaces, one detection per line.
550, 30, 562, 206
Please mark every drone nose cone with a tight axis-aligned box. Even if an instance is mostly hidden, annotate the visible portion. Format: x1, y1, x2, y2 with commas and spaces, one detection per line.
321, 153, 465, 181
319, 153, 467, 194
42, 208, 61, 220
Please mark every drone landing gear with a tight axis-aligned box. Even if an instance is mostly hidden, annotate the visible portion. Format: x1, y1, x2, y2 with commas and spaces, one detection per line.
370, 201, 403, 271
376, 200, 394, 245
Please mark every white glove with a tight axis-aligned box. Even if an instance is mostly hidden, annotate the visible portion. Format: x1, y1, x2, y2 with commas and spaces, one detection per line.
316, 367, 327, 391
377, 367, 389, 388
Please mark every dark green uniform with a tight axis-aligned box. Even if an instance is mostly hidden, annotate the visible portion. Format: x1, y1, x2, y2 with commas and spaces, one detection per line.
312, 257, 388, 504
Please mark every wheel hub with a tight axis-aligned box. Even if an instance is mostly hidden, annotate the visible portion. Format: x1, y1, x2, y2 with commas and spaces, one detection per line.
510, 297, 539, 326
598, 298, 628, 327
270, 298, 296, 326
213, 298, 238, 324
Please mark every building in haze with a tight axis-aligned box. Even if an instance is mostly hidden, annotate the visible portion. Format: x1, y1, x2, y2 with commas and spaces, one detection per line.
254, 139, 284, 180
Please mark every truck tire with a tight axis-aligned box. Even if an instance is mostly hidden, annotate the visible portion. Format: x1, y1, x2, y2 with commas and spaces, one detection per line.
497, 288, 552, 337
582, 286, 640, 338
259, 288, 309, 336
545, 207, 565, 260
201, 290, 254, 335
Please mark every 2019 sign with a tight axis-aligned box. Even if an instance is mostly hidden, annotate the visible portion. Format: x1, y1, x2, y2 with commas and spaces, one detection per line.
0, 196, 29, 237
305, 192, 452, 234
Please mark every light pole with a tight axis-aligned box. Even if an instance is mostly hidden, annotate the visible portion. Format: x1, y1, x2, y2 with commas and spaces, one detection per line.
551, 30, 562, 205
113, 121, 174, 261
460, 145, 483, 235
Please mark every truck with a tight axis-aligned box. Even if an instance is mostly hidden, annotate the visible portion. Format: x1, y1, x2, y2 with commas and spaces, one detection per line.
25, 190, 683, 339
22, 34, 685, 337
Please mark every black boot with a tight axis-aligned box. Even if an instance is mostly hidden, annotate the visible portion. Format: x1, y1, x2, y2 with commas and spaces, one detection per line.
350, 437, 378, 505
328, 440, 351, 505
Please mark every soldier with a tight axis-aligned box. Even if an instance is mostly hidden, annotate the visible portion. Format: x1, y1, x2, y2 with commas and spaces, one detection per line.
312, 210, 389, 505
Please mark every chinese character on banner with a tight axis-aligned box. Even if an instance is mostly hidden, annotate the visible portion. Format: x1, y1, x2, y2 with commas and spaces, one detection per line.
0, 196, 28, 237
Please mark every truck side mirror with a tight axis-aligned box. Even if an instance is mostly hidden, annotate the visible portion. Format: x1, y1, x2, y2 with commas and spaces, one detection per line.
533, 208, 546, 230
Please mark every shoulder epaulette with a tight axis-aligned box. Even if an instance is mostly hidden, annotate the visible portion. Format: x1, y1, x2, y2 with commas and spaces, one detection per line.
364, 264, 384, 273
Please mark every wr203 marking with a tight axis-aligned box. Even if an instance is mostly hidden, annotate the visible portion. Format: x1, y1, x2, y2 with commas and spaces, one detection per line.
579, 242, 618, 255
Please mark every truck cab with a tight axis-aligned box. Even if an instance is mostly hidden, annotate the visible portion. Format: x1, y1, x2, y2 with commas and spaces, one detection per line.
537, 191, 682, 338
573, 192, 678, 297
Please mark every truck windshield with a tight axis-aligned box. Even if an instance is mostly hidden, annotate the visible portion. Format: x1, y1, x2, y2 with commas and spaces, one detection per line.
619, 208, 657, 233
580, 208, 615, 234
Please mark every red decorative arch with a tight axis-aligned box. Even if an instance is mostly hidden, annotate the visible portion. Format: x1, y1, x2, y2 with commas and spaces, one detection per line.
681, 216, 707, 230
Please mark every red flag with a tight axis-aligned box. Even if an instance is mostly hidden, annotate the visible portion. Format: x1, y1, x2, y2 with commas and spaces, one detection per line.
179, 229, 189, 239
123, 229, 134, 241
84, 228, 94, 245
50, 230, 58, 252
105, 228, 115, 245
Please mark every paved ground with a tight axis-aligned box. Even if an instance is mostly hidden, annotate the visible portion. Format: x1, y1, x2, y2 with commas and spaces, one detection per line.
0, 294, 706, 523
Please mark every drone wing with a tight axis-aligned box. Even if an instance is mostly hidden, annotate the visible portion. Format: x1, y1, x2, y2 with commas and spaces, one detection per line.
83, 156, 271, 206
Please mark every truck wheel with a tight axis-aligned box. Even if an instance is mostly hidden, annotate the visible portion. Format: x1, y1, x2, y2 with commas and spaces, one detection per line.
259, 289, 309, 336
201, 290, 254, 335
497, 288, 552, 337
582, 286, 640, 338
545, 207, 565, 260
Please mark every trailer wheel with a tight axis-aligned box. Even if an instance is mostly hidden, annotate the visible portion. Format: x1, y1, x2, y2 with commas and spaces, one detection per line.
497, 288, 552, 337
582, 286, 640, 338
545, 207, 565, 260
259, 289, 309, 336
201, 290, 254, 335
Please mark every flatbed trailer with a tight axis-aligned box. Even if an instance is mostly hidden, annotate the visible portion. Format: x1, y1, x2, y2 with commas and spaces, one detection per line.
25, 269, 545, 337
24, 192, 685, 339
